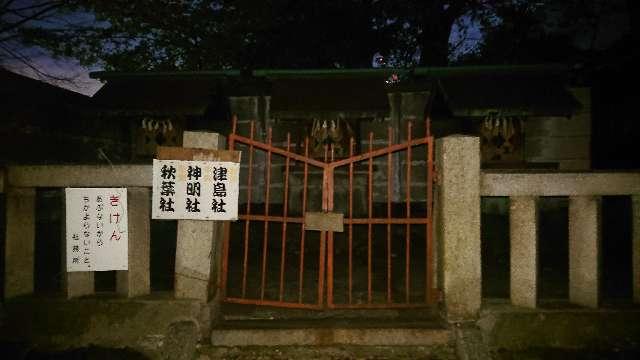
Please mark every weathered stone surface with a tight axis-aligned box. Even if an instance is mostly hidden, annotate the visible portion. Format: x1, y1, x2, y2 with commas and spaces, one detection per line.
175, 131, 226, 302
182, 131, 224, 150
202, 344, 457, 359
477, 303, 640, 350
211, 327, 452, 346
481, 172, 640, 197
161, 320, 199, 360
4, 187, 35, 299
455, 325, 491, 360
8, 165, 151, 188
175, 220, 214, 300
0, 297, 209, 358
569, 196, 601, 308
117, 187, 151, 298
63, 272, 94, 299
633, 195, 640, 304
509, 196, 538, 308
435, 135, 481, 320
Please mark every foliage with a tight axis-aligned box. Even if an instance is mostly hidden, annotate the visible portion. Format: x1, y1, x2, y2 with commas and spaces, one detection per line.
2, 1, 636, 73
8, 0, 497, 72
459, 0, 634, 66
1, 0, 68, 78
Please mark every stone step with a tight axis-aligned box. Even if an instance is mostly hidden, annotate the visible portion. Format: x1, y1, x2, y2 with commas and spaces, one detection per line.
201, 345, 458, 360
211, 326, 452, 347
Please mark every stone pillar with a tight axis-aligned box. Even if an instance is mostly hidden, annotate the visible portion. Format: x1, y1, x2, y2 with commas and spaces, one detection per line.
174, 131, 224, 301
4, 187, 36, 299
569, 196, 602, 308
435, 135, 481, 320
61, 191, 94, 299
510, 196, 539, 308
117, 187, 151, 297
63, 272, 94, 299
632, 195, 640, 304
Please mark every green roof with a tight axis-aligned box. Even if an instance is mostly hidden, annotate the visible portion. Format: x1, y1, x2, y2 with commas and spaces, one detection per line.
90, 64, 569, 80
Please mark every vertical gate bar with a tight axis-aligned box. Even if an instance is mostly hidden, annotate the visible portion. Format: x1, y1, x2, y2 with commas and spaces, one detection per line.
221, 116, 238, 296
318, 144, 329, 307
241, 121, 255, 298
387, 127, 393, 304
327, 145, 335, 306
298, 138, 309, 303
426, 117, 434, 303
279, 133, 292, 301
348, 137, 354, 304
318, 230, 327, 307
260, 128, 273, 300
406, 121, 412, 303
367, 132, 373, 304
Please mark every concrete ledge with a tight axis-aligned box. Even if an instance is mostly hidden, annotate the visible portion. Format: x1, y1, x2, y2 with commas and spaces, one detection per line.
7, 165, 152, 188
481, 172, 640, 197
211, 327, 452, 347
477, 304, 640, 350
0, 296, 210, 355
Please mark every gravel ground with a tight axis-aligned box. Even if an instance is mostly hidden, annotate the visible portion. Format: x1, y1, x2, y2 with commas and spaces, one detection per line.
491, 347, 640, 360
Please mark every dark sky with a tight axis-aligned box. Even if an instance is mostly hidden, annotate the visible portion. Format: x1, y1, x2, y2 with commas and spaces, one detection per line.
2, 2, 482, 96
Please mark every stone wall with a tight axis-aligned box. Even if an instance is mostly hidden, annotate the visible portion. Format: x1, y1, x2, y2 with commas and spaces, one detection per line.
524, 87, 592, 170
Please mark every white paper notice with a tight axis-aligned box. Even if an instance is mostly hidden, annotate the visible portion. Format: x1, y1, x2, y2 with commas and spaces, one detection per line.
65, 188, 128, 272
152, 159, 240, 220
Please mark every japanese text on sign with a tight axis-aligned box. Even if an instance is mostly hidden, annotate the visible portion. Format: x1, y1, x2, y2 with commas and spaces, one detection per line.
65, 188, 128, 272
152, 159, 239, 220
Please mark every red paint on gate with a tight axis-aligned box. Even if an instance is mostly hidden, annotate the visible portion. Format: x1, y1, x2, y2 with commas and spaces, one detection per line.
221, 116, 437, 309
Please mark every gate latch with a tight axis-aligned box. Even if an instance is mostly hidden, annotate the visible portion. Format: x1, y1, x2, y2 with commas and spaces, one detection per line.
304, 212, 344, 232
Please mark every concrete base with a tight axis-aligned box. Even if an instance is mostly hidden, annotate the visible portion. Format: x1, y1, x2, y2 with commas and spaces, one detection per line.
211, 327, 452, 347
477, 302, 640, 350
0, 295, 211, 359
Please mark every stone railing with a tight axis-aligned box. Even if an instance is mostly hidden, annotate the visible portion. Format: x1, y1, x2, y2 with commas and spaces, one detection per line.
1, 131, 226, 302
481, 171, 640, 309
2, 165, 152, 300
435, 135, 640, 321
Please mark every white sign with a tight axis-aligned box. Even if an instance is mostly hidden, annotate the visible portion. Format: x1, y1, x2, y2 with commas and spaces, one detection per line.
65, 188, 128, 272
152, 159, 240, 220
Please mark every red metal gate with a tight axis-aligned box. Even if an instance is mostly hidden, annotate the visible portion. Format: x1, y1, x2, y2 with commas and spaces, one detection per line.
221, 117, 436, 309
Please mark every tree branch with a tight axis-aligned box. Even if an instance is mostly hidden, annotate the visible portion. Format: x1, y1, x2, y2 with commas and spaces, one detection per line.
0, 3, 62, 34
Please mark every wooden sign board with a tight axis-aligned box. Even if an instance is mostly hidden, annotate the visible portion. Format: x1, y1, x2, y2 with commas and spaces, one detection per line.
153, 146, 241, 221
156, 146, 241, 162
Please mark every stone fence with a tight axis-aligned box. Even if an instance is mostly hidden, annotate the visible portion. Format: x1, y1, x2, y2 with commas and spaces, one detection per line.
2, 134, 639, 319
1, 131, 225, 302
436, 135, 640, 321
482, 171, 640, 309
